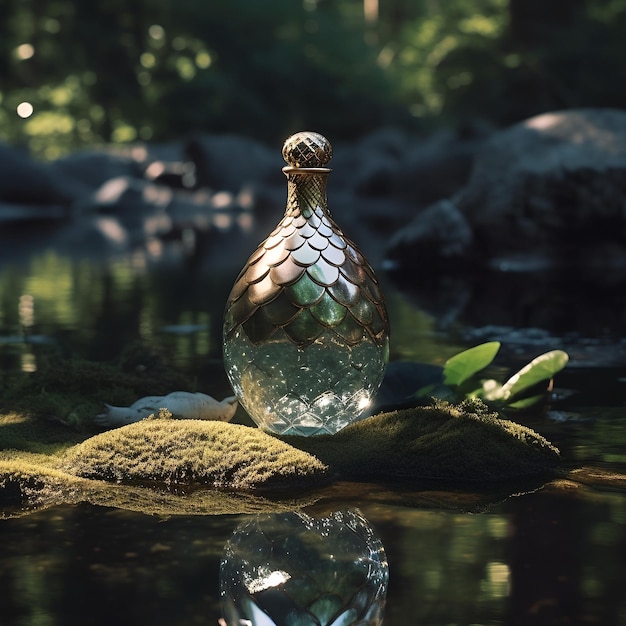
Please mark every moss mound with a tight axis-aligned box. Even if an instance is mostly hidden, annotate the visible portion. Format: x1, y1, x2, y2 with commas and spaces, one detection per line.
286, 399, 561, 482
1, 397, 563, 518
63, 417, 329, 490
0, 460, 86, 513
0, 460, 320, 519
0, 342, 193, 430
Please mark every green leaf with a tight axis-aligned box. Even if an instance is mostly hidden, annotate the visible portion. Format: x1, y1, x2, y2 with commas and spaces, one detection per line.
413, 384, 436, 398
501, 350, 569, 400
507, 394, 547, 410
443, 342, 501, 387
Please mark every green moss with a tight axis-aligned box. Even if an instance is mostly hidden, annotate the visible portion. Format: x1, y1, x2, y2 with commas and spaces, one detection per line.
0, 460, 86, 513
1, 396, 563, 518
283, 398, 561, 482
0, 411, 86, 455
0, 342, 193, 430
63, 418, 329, 490
0, 458, 320, 519
0, 412, 325, 517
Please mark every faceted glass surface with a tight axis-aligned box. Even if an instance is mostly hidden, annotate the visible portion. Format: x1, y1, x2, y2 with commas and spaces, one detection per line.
223, 132, 389, 436
219, 510, 388, 626
223, 326, 388, 436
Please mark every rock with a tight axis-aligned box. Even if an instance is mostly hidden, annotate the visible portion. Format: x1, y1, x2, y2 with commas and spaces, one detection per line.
386, 108, 626, 270
286, 398, 561, 482
80, 175, 172, 213
385, 198, 474, 270
0, 142, 89, 208
331, 127, 480, 204
460, 108, 626, 262
64, 419, 329, 489
331, 128, 412, 197
0, 201, 70, 224
185, 133, 283, 193
394, 127, 485, 206
52, 147, 145, 190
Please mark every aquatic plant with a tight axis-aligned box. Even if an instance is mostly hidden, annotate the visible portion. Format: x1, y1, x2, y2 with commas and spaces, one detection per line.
414, 342, 569, 411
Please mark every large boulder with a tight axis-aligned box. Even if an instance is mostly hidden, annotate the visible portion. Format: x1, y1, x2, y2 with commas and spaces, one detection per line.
386, 108, 626, 270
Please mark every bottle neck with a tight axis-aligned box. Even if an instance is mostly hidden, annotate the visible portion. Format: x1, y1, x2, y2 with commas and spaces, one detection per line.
284, 170, 330, 219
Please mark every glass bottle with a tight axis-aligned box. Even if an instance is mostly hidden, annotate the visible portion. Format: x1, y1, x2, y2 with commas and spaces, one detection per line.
223, 131, 389, 436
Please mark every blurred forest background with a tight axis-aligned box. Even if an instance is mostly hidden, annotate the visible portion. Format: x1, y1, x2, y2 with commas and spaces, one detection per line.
2, 0, 626, 159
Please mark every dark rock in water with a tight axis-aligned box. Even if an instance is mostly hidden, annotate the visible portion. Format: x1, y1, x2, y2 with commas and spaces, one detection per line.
52, 147, 145, 190
385, 198, 474, 271
461, 108, 626, 263
372, 360, 444, 412
185, 133, 283, 193
80, 175, 172, 215
0, 142, 89, 209
0, 201, 70, 224
394, 127, 485, 206
386, 108, 626, 270
330, 128, 412, 197
331, 127, 481, 205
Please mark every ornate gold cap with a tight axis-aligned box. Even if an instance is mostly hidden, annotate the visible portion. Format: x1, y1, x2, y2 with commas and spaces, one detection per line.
282, 131, 332, 169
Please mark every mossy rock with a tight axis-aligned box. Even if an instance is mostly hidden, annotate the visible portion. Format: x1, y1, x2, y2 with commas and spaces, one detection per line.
0, 459, 321, 519
63, 417, 329, 490
1, 398, 563, 518
0, 460, 86, 513
285, 399, 561, 482
0, 342, 194, 431
63, 399, 560, 487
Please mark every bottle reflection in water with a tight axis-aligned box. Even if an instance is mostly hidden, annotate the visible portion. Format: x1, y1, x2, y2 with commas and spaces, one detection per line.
223, 131, 389, 436
219, 509, 389, 626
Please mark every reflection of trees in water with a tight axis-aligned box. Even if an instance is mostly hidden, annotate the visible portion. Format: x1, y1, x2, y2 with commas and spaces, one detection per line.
376, 509, 511, 624
0, 505, 231, 625
0, 490, 624, 624
0, 249, 233, 383
505, 487, 626, 626
368, 489, 626, 625
505, 489, 583, 626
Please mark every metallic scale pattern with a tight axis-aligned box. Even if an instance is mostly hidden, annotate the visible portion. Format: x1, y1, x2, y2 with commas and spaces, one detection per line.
223, 131, 389, 435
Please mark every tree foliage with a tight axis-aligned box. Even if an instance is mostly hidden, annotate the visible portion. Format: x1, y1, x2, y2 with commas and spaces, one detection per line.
2, 0, 626, 158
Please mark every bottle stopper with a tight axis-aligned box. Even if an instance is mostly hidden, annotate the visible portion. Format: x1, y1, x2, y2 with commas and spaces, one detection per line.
282, 131, 332, 169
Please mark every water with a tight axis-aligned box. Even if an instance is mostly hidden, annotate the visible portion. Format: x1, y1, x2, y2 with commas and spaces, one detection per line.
1, 234, 626, 625
0, 475, 624, 625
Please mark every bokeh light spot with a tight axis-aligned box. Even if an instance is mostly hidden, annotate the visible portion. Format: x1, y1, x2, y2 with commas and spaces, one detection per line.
17, 102, 34, 118
195, 51, 212, 69
149, 24, 165, 40
16, 43, 35, 60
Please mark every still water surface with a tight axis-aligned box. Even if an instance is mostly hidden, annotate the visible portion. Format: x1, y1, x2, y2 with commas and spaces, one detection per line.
1, 231, 625, 625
